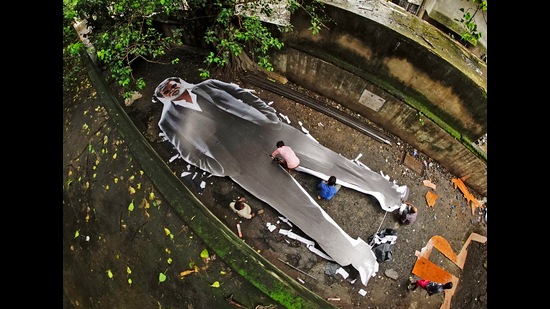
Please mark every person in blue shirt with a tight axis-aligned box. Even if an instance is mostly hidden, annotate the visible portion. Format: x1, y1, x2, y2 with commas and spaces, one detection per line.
317, 176, 341, 200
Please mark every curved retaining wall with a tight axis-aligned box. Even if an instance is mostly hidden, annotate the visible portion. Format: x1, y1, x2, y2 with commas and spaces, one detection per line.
271, 1, 487, 196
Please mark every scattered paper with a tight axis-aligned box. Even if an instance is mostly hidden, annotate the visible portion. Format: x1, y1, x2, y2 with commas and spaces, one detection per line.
358, 289, 367, 296
335, 267, 349, 279
169, 154, 179, 163
266, 223, 277, 232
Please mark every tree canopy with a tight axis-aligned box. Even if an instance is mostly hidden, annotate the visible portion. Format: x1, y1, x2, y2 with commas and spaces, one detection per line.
63, 0, 331, 98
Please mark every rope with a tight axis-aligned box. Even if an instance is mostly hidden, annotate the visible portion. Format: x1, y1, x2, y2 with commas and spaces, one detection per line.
376, 211, 388, 234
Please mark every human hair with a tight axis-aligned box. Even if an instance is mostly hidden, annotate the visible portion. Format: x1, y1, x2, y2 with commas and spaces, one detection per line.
443, 282, 453, 289
235, 201, 245, 210
276, 141, 285, 148
410, 206, 417, 213
328, 176, 337, 186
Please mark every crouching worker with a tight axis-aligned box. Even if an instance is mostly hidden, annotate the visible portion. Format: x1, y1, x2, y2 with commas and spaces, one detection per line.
410, 278, 453, 295
399, 202, 418, 225
317, 176, 342, 200
229, 197, 255, 219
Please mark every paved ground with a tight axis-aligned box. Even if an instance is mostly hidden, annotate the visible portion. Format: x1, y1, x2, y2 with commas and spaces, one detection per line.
63, 48, 487, 308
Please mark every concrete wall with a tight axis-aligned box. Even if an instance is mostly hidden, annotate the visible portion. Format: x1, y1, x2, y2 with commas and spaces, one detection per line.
270, 0, 487, 196
420, 0, 487, 53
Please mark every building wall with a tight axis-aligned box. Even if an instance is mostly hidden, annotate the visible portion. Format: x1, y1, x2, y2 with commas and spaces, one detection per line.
420, 0, 487, 54
270, 0, 487, 196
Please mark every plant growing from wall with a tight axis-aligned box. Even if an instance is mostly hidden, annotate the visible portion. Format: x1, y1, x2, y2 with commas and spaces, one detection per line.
454, 0, 487, 46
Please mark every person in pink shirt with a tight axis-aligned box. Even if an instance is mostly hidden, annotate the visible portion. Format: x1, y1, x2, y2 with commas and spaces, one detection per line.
271, 140, 300, 172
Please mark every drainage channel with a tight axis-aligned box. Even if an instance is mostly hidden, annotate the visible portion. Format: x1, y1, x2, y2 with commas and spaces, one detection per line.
241, 74, 394, 146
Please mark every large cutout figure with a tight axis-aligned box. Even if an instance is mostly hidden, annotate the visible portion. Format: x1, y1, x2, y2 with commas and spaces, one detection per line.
153, 77, 409, 285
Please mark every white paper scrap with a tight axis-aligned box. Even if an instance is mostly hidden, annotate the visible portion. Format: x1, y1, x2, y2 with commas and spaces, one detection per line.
266, 223, 277, 232
358, 289, 367, 296
168, 154, 179, 163
279, 229, 315, 246
335, 267, 349, 279
278, 216, 293, 227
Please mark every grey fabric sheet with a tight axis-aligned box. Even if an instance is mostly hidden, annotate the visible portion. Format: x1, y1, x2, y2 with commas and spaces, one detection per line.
153, 78, 409, 285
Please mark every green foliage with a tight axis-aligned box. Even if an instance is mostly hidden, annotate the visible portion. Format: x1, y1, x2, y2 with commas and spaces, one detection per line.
63, 0, 331, 98
454, 0, 487, 46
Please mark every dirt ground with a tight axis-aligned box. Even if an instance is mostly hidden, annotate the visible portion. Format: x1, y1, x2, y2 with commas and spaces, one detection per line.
63, 48, 487, 309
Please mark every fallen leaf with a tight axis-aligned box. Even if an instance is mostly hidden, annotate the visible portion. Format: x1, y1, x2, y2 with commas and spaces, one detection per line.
179, 269, 196, 278
164, 227, 171, 236
425, 191, 438, 207
159, 273, 166, 283
422, 179, 436, 190
200, 249, 210, 259
210, 281, 220, 288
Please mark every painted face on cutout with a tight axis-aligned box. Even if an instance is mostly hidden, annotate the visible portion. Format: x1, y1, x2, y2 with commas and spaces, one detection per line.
156, 78, 186, 100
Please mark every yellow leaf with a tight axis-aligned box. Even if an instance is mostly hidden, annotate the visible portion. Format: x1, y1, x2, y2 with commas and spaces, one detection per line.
137, 183, 141, 189
129, 175, 135, 181
149, 192, 155, 200
128, 201, 134, 212
128, 186, 136, 194
210, 281, 220, 288
74, 230, 80, 238
105, 185, 109, 191
167, 258, 173, 264
114, 178, 119, 184
200, 249, 209, 259
194, 265, 200, 272
128, 278, 132, 285
107, 269, 113, 279
126, 266, 132, 274
159, 273, 166, 283
164, 227, 171, 236
140, 170, 144, 176
220, 271, 226, 275
112, 153, 117, 159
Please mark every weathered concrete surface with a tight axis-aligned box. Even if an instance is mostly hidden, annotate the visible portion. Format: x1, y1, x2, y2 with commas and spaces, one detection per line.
270, 0, 487, 196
